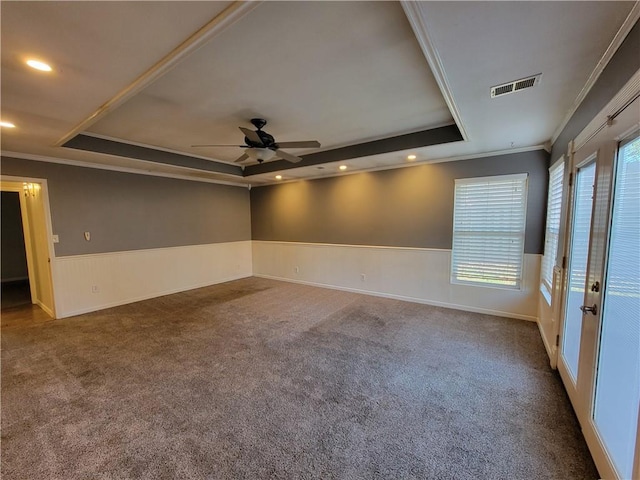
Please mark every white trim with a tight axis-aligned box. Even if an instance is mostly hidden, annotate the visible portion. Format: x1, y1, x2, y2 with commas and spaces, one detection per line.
55, 1, 262, 147
53, 240, 251, 261
573, 68, 640, 152
1, 175, 58, 317
1, 182, 38, 302
410, 145, 546, 164
551, 2, 640, 144
4, 141, 546, 189
256, 145, 547, 186
537, 317, 556, 360
251, 240, 448, 253
2, 150, 250, 188
400, 1, 469, 142
549, 155, 565, 172
454, 172, 528, 184
35, 299, 55, 318
255, 273, 537, 322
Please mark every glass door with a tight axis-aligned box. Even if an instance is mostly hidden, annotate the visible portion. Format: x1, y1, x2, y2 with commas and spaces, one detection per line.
557, 95, 640, 479
591, 133, 640, 479
560, 161, 596, 388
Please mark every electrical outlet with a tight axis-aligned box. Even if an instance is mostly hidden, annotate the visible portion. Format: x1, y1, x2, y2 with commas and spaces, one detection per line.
294, 266, 299, 274
91, 285, 99, 293
84, 231, 91, 241
361, 273, 366, 282
52, 234, 59, 243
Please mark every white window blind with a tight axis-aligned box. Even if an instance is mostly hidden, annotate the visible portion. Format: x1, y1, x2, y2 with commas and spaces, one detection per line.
541, 160, 565, 294
451, 173, 528, 289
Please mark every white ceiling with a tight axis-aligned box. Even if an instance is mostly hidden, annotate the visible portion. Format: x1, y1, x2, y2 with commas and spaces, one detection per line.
1, 1, 636, 186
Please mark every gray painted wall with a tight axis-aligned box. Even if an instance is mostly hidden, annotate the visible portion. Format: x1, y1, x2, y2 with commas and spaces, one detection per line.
1, 158, 251, 256
251, 150, 549, 254
551, 21, 639, 163
1, 191, 29, 280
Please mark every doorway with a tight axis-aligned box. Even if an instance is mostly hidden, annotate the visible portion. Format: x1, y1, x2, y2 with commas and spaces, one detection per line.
557, 96, 640, 479
0, 179, 56, 318
1, 191, 32, 309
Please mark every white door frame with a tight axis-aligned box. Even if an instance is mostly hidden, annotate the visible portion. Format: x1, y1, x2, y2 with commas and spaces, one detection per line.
0, 175, 58, 318
1, 182, 38, 303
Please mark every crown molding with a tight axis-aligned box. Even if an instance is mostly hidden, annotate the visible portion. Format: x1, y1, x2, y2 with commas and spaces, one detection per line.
1, 150, 250, 188
551, 1, 640, 144
572, 68, 640, 152
400, 1, 469, 142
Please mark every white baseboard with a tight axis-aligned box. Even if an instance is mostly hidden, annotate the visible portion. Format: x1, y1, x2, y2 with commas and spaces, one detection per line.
537, 318, 557, 368
252, 241, 540, 321
35, 299, 55, 318
255, 273, 537, 321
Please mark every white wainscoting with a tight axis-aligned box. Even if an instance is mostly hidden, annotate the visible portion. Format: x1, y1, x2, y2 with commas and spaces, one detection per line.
52, 240, 252, 318
252, 241, 541, 321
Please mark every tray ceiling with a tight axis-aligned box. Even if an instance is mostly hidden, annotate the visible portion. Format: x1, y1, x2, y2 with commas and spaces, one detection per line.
1, 1, 636, 186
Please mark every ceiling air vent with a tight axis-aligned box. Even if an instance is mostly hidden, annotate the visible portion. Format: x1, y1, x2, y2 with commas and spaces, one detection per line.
491, 74, 541, 98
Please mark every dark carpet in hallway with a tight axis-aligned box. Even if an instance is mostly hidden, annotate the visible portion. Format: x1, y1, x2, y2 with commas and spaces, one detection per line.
1, 277, 597, 479
1, 279, 31, 311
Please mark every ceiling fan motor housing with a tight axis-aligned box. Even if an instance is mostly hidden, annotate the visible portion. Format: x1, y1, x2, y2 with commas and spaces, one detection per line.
245, 130, 276, 149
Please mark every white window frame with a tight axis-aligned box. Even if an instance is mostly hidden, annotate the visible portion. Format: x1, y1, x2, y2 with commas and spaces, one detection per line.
540, 158, 565, 300
451, 173, 529, 290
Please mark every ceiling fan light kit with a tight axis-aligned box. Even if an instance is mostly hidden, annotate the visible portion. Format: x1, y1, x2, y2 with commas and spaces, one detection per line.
192, 118, 321, 164
245, 147, 275, 162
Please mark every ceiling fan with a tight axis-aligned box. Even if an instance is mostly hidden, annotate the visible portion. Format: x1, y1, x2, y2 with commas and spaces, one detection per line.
192, 118, 321, 164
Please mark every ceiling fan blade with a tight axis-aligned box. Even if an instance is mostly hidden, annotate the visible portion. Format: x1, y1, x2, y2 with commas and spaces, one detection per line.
276, 149, 302, 163
234, 153, 249, 163
275, 141, 321, 148
191, 144, 245, 147
239, 127, 262, 145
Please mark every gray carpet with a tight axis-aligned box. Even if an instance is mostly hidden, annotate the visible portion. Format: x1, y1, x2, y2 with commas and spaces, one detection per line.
1, 277, 597, 479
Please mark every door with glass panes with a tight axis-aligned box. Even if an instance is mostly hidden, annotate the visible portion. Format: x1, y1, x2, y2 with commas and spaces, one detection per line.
558, 96, 639, 480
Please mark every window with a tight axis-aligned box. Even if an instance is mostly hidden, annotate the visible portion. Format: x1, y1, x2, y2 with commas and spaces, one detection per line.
451, 173, 528, 289
540, 159, 565, 296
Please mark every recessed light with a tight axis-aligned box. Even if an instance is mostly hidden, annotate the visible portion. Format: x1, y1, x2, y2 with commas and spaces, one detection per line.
275, 175, 282, 180
339, 165, 347, 171
26, 59, 52, 72
0, 121, 16, 128
407, 154, 417, 160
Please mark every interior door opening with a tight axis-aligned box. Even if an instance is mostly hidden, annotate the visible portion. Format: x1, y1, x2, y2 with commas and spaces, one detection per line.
1, 191, 32, 309
0, 179, 56, 318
